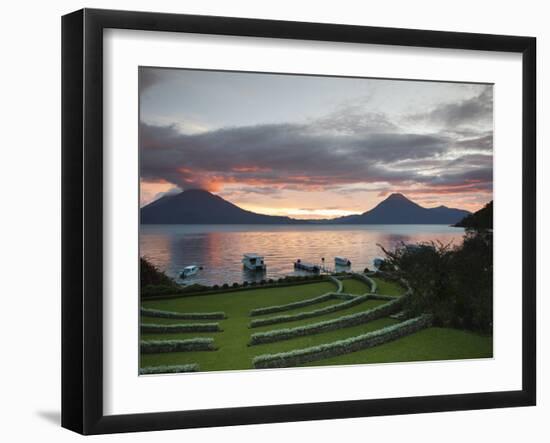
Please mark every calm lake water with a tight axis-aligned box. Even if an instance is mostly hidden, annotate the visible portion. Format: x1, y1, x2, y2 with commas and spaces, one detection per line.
140, 224, 465, 286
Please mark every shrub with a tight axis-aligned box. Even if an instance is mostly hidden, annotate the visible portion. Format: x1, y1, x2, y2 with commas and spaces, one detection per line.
140, 338, 216, 353
243, 281, 249, 287
222, 283, 229, 289
141, 323, 221, 333
139, 364, 200, 374
140, 257, 177, 288
250, 295, 370, 328
268, 279, 274, 284
250, 297, 404, 345
232, 282, 240, 288
141, 284, 181, 298
253, 315, 432, 368
251, 281, 257, 286
379, 230, 493, 333
212, 284, 220, 290
140, 307, 226, 320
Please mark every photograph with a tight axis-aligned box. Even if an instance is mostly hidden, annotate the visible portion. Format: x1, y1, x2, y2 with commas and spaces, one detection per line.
138, 67, 494, 374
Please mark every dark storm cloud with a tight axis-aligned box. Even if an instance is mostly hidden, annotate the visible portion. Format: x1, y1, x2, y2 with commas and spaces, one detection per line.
140, 84, 493, 195
139, 120, 455, 191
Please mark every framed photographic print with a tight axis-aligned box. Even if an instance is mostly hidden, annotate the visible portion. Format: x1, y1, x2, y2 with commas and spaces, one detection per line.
61, 8, 536, 435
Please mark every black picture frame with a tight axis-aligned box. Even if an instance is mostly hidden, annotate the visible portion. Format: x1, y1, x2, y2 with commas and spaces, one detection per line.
61, 8, 537, 435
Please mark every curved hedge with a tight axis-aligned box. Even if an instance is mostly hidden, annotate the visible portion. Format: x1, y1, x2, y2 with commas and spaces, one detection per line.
329, 276, 344, 293
250, 292, 336, 317
253, 315, 433, 368
351, 273, 377, 293
140, 323, 221, 333
140, 338, 216, 353
250, 295, 370, 328
139, 364, 200, 374
249, 297, 405, 345
367, 294, 399, 301
140, 307, 226, 320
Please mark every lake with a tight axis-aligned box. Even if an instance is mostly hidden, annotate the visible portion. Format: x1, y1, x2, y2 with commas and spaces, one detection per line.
140, 224, 465, 286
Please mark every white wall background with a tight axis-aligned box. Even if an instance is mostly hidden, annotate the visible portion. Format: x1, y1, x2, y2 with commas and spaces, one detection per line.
0, 0, 546, 441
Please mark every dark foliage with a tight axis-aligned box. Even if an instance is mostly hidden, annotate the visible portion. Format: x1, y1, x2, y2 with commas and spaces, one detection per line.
379, 230, 493, 334
141, 283, 209, 298
140, 257, 177, 288
454, 201, 493, 230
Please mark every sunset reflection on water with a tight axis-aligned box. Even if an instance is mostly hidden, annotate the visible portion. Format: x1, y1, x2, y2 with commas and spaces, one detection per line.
140, 224, 465, 286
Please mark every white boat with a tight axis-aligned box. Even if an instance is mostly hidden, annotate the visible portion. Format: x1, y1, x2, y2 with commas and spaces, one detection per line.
335, 256, 351, 267
180, 265, 199, 278
242, 253, 266, 271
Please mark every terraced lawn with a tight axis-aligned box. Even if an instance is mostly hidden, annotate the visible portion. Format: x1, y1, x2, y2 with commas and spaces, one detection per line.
300, 327, 493, 367
141, 281, 336, 371
140, 277, 492, 373
341, 278, 371, 294
371, 277, 404, 296
250, 299, 387, 332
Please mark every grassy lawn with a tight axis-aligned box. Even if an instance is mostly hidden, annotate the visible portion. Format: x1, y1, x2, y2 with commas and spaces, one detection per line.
341, 278, 371, 294
141, 281, 335, 371
372, 277, 404, 296
250, 299, 386, 332
301, 327, 493, 367
140, 278, 492, 373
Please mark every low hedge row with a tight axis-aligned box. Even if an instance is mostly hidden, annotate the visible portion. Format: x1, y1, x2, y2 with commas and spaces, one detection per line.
142, 276, 331, 300
140, 323, 221, 333
139, 364, 200, 374
249, 296, 405, 345
329, 276, 343, 293
253, 314, 433, 368
140, 338, 216, 354
250, 295, 370, 328
140, 307, 226, 320
350, 273, 377, 293
250, 292, 337, 317
367, 294, 399, 301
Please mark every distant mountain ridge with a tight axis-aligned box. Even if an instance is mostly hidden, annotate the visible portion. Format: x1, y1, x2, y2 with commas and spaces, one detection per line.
140, 189, 471, 225
140, 189, 301, 224
332, 193, 471, 225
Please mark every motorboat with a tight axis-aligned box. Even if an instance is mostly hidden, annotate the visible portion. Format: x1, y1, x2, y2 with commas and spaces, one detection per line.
242, 253, 266, 271
335, 256, 351, 267
294, 259, 320, 273
180, 265, 199, 278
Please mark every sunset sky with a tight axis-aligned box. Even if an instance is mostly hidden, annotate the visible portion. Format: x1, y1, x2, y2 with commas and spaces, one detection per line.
139, 67, 493, 218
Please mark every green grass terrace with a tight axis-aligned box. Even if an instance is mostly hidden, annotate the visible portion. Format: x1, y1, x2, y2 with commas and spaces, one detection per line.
140, 275, 492, 373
